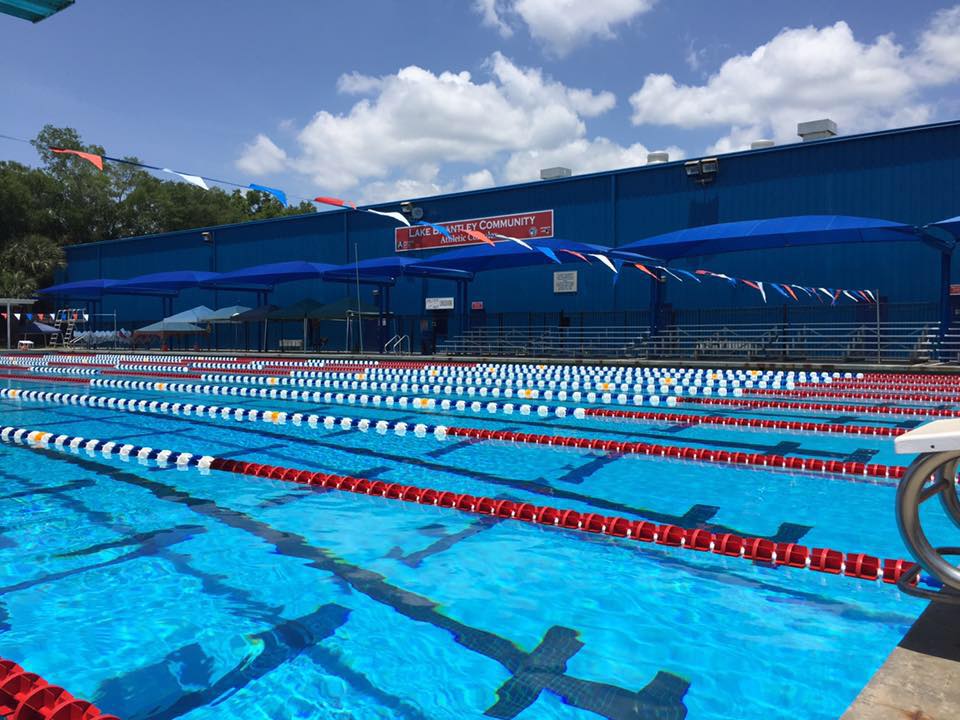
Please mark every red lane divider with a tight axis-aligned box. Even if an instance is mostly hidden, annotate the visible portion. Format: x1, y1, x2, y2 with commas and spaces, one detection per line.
0, 373, 90, 386
439, 426, 906, 479
585, 407, 905, 437
205, 456, 916, 586
0, 657, 120, 719
801, 381, 960, 392
747, 387, 960, 403
686, 395, 959, 419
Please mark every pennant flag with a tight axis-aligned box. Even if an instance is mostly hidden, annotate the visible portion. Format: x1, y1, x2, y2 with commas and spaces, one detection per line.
365, 208, 411, 227
559, 249, 591, 263
757, 281, 767, 303
817, 287, 833, 301
162, 169, 209, 190
534, 245, 561, 263
832, 290, 841, 305
863, 289, 877, 303
417, 220, 455, 242
248, 183, 288, 207
770, 283, 790, 299
791, 284, 813, 297
782, 284, 799, 301
491, 233, 533, 250
314, 196, 357, 209
83, 313, 90, 321
464, 229, 495, 247
694, 270, 711, 276
634, 263, 662, 281
0, 313, 5, 320
13, 313, 20, 321
612, 259, 625, 285
590, 254, 619, 273
858, 290, 871, 302
25, 313, 32, 320
842, 290, 859, 302
675, 269, 702, 283
741, 279, 760, 290
656, 266, 684, 282
50, 148, 103, 171
37, 313, 44, 321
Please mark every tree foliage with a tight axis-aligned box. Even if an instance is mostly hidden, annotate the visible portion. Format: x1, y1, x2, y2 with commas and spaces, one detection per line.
0, 125, 315, 294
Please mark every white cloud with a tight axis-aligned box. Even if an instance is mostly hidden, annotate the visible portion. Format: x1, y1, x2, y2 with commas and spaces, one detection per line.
462, 168, 496, 190
236, 133, 288, 174
336, 71, 383, 95
630, 7, 960, 152
473, 0, 512, 37
473, 0, 656, 57
240, 53, 622, 194
503, 138, 685, 184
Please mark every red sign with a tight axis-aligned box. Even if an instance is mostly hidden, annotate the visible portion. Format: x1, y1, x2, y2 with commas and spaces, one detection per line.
395, 210, 554, 252
471, 301, 484, 310
952, 284, 960, 296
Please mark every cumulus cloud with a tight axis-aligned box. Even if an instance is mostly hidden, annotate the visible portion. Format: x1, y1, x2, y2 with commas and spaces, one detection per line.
473, 0, 655, 56
236, 133, 288, 175
238, 53, 627, 194
461, 168, 497, 191
630, 7, 960, 152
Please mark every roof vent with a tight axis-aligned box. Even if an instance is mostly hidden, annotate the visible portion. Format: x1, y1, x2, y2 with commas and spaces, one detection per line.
646, 151, 670, 164
540, 166, 572, 180
750, 139, 775, 150
797, 119, 838, 142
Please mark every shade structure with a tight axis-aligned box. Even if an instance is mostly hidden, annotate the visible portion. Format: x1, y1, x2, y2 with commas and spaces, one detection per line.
37, 279, 120, 299
134, 320, 205, 335
414, 237, 614, 274
203, 261, 339, 289
930, 216, 960, 243
204, 305, 252, 322
611, 215, 921, 262
163, 306, 215, 323
310, 296, 381, 320
231, 305, 279, 322
266, 298, 327, 321
0, 0, 73, 23
22, 321, 58, 334
322, 256, 473, 284
109, 270, 221, 293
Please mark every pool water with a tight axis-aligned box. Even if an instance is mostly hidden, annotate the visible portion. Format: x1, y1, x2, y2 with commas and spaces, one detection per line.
0, 361, 954, 720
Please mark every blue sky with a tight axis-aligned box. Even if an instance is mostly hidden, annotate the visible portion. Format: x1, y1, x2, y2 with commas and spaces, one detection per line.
2, 0, 960, 205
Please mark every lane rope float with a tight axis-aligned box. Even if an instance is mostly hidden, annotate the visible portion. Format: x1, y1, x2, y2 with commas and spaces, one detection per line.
0, 387, 908, 479
0, 422, 929, 590
0, 657, 120, 720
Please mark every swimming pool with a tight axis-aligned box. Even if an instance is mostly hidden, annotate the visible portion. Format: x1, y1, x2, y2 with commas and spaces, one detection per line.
0, 354, 954, 720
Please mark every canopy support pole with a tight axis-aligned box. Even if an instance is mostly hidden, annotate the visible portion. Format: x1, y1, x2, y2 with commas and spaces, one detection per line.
940, 249, 953, 358
648, 274, 663, 336
5, 301, 10, 350
377, 283, 386, 354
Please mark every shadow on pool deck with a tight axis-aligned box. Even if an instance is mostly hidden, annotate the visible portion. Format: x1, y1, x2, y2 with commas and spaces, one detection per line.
843, 600, 960, 719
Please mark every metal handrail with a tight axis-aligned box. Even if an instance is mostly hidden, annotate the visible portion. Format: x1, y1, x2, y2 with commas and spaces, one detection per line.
895, 450, 960, 602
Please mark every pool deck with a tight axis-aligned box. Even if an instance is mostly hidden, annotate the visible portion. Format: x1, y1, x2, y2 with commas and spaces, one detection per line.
843, 599, 960, 719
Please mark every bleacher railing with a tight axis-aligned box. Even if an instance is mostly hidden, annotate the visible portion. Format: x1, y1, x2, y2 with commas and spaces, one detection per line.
440, 321, 946, 362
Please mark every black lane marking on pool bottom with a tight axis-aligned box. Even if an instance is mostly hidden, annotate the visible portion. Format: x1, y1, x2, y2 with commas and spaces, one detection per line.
0, 478, 96, 500
0, 450, 285, 627
20, 445, 691, 720
103, 404, 814, 543
387, 516, 500, 568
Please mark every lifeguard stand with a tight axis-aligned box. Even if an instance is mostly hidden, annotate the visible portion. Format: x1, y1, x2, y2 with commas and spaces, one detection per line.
48, 308, 87, 348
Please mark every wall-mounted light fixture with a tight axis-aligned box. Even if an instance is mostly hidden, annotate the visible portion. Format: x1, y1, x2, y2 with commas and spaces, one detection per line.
684, 158, 719, 184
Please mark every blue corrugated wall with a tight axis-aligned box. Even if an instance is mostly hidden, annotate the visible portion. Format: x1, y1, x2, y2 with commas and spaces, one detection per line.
61, 120, 960, 346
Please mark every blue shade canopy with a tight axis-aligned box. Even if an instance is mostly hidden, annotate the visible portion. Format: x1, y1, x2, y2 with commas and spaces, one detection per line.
415, 237, 613, 274
110, 270, 221, 293
0, 0, 73, 22
323, 256, 472, 284
37, 279, 120, 299
929, 216, 960, 244
611, 215, 921, 262
203, 261, 338, 289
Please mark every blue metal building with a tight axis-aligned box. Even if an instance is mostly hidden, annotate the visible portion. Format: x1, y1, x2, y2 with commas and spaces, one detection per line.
59, 119, 960, 351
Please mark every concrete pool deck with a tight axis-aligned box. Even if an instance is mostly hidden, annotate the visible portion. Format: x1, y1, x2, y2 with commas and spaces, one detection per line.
843, 599, 960, 719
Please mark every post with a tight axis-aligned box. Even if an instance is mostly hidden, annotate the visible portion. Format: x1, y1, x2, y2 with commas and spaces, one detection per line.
875, 288, 881, 363
5, 301, 10, 350
354, 243, 363, 354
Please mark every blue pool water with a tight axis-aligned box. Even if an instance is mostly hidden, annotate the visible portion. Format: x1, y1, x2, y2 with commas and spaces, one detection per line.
0, 368, 954, 720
